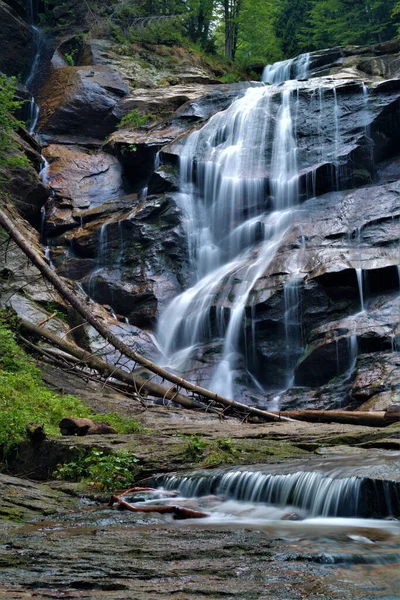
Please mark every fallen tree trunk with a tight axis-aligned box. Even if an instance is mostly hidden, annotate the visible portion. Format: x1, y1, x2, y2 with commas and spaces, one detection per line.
273, 410, 397, 427
20, 319, 207, 412
0, 208, 293, 423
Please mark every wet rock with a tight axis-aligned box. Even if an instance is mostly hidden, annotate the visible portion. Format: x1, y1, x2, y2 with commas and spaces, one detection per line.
294, 296, 399, 387
0, 473, 79, 521
350, 352, 400, 410
42, 144, 124, 232
0, 0, 33, 77
308, 39, 400, 80
52, 194, 188, 326
37, 65, 129, 138
105, 85, 251, 188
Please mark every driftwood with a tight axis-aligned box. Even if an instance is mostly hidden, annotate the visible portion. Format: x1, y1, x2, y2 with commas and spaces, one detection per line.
0, 207, 293, 423
272, 409, 400, 427
20, 319, 209, 412
59, 417, 117, 436
109, 488, 209, 520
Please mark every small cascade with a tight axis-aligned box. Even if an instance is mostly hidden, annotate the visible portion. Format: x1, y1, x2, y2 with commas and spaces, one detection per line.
25, 0, 44, 136
361, 82, 375, 173
332, 87, 342, 189
262, 53, 310, 84
355, 268, 365, 312
158, 464, 400, 519
85, 222, 109, 298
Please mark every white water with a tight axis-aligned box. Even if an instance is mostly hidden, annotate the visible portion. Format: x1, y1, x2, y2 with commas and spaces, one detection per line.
25, 22, 42, 135
283, 277, 304, 384
156, 83, 301, 398
262, 53, 311, 84
157, 453, 400, 520
155, 66, 376, 399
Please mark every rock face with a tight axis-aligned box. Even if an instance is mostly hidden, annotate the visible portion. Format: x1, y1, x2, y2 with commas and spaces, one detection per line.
0, 0, 33, 77
42, 144, 124, 219
37, 65, 129, 138
308, 39, 400, 80
12, 33, 400, 410
49, 193, 187, 326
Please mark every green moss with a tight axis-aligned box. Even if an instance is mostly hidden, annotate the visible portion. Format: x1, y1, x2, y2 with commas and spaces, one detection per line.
118, 109, 155, 130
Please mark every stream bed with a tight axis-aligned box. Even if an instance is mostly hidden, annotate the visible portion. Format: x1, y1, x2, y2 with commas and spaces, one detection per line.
0, 454, 399, 599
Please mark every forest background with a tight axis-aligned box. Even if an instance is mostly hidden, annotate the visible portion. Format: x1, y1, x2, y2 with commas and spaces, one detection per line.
41, 0, 400, 66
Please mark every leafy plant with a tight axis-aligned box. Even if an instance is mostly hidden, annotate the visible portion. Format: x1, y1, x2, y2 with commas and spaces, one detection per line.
64, 51, 77, 66
0, 75, 29, 169
0, 315, 145, 453
54, 449, 139, 490
118, 109, 155, 130
182, 434, 208, 461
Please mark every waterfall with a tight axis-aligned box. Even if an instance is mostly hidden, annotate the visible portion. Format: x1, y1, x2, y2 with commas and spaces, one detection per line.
155, 63, 375, 399
25, 0, 43, 135
262, 53, 310, 84
355, 268, 365, 312
156, 83, 300, 398
283, 277, 304, 384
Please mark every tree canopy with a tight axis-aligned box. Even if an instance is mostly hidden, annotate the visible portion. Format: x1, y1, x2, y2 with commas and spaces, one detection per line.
42, 0, 399, 65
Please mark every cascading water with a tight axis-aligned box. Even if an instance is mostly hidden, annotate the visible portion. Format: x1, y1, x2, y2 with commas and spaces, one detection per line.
155, 61, 379, 400
155, 455, 400, 519
25, 0, 43, 135
157, 83, 300, 398
262, 53, 310, 84
283, 277, 304, 384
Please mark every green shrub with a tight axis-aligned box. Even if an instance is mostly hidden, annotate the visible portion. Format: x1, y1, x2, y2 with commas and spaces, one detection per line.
0, 75, 29, 169
184, 434, 208, 461
117, 109, 155, 129
219, 73, 241, 84
54, 448, 139, 491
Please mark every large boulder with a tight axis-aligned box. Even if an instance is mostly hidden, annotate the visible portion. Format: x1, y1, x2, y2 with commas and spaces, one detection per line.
37, 66, 129, 138
42, 144, 123, 207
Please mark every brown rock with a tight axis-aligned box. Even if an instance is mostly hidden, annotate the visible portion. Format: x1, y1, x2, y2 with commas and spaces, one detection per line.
42, 144, 123, 232
37, 65, 129, 138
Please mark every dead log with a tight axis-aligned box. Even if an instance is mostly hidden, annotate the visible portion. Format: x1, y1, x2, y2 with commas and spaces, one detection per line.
384, 405, 400, 425
274, 410, 397, 427
109, 494, 209, 520
0, 208, 293, 424
59, 417, 117, 436
20, 319, 207, 412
